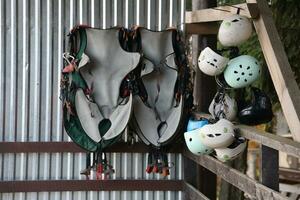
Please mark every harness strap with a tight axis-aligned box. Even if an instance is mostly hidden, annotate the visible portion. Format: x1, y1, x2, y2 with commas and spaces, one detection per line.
172, 30, 191, 106
212, 88, 227, 120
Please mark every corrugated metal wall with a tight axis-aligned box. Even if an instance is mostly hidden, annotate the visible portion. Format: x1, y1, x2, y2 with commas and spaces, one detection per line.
0, 0, 186, 199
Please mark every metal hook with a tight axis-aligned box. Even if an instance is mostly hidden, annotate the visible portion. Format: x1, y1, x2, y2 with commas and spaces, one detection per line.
62, 52, 75, 65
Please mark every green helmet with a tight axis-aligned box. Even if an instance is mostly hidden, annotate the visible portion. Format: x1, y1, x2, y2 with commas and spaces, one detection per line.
224, 55, 261, 88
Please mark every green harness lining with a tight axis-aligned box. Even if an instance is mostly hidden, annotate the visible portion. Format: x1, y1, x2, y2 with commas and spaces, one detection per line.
76, 29, 87, 60
63, 28, 121, 152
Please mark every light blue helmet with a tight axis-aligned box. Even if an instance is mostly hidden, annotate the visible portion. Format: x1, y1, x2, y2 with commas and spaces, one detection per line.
184, 128, 213, 155
224, 55, 261, 88
187, 118, 209, 132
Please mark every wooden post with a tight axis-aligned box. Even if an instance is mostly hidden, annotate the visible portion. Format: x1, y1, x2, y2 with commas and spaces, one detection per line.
184, 1, 217, 199
191, 0, 217, 116
246, 0, 300, 142
261, 145, 279, 191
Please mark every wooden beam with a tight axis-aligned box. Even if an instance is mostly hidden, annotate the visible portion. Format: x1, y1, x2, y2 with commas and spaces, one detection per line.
279, 168, 300, 183
0, 142, 182, 153
185, 3, 259, 24
247, 0, 300, 142
183, 182, 209, 200
0, 180, 184, 193
183, 150, 287, 200
186, 23, 218, 35
237, 125, 300, 158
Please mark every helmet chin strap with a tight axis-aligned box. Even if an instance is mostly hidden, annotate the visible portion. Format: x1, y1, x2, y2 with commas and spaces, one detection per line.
215, 74, 233, 90
214, 46, 240, 90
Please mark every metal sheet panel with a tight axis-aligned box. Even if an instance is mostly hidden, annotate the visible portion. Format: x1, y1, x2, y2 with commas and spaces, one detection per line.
0, 0, 185, 199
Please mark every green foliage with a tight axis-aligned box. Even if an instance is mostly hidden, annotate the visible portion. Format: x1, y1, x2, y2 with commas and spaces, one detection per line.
272, 0, 300, 83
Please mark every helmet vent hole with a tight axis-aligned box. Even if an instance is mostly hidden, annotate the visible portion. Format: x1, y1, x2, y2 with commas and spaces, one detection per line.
259, 70, 261, 73
234, 71, 238, 74
213, 59, 217, 62
241, 72, 245, 75
249, 73, 253, 76
236, 78, 240, 81
189, 138, 192, 142
208, 134, 214, 138
244, 79, 247, 82
255, 61, 258, 65
215, 133, 221, 136
239, 65, 243, 68
232, 19, 239, 22
247, 66, 251, 70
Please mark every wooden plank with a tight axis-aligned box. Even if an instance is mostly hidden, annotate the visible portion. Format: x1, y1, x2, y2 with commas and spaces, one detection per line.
185, 3, 259, 24
280, 183, 300, 194
0, 142, 182, 153
279, 168, 300, 183
237, 125, 300, 158
0, 180, 184, 193
183, 149, 287, 200
186, 23, 218, 35
183, 182, 209, 200
261, 145, 279, 191
0, 142, 85, 153
246, 0, 300, 142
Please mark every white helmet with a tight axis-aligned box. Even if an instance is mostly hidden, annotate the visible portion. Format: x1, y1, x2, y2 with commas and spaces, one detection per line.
209, 91, 237, 121
198, 47, 229, 76
200, 119, 235, 148
218, 15, 253, 47
215, 137, 247, 162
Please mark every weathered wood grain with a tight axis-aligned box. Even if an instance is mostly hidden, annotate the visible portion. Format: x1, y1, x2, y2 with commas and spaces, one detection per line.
185, 3, 259, 24
279, 167, 300, 183
183, 150, 288, 200
186, 23, 219, 35
0, 142, 182, 153
237, 125, 300, 158
184, 182, 210, 200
